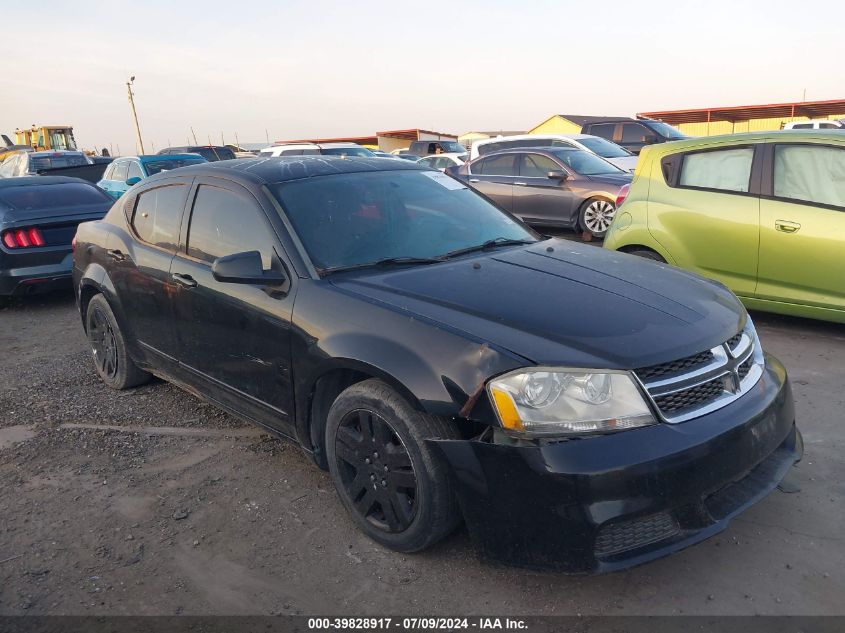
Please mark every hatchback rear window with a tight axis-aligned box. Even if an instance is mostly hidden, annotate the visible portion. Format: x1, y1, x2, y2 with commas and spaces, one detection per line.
0, 183, 111, 209
29, 155, 89, 171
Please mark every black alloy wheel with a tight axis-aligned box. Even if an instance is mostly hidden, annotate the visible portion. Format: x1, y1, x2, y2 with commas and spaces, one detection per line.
334, 409, 417, 533
87, 304, 119, 380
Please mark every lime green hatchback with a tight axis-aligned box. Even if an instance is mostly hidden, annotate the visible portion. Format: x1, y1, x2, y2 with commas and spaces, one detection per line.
604, 130, 845, 323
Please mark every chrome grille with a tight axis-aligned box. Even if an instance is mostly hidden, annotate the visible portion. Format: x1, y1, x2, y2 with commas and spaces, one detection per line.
635, 350, 715, 381
637, 323, 764, 424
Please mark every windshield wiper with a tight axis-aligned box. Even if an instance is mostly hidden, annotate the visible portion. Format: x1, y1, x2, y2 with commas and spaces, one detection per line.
441, 237, 536, 260
318, 256, 444, 276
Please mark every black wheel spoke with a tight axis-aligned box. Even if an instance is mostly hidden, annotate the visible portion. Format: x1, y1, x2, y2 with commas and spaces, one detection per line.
334, 408, 418, 533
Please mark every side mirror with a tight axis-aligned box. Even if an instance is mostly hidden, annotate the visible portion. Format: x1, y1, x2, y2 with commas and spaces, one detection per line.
211, 251, 286, 285
547, 170, 568, 180
125, 177, 141, 186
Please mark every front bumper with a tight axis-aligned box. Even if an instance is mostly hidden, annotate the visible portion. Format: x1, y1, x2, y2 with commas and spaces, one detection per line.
432, 353, 801, 573
0, 251, 73, 296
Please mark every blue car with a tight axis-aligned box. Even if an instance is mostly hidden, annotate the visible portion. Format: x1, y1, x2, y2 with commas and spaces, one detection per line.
97, 154, 207, 199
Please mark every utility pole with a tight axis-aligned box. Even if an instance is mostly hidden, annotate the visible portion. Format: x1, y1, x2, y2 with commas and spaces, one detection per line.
126, 76, 145, 154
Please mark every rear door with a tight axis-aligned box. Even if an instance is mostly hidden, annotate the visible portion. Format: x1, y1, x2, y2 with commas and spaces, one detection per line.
467, 154, 517, 212
168, 178, 296, 435
108, 179, 191, 364
757, 142, 845, 312
651, 145, 761, 296
513, 152, 578, 226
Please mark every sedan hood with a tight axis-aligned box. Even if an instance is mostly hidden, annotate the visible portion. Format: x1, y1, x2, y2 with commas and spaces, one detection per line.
330, 240, 746, 369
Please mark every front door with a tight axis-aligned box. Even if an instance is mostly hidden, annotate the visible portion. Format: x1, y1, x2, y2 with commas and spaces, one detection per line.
513, 152, 578, 226
757, 143, 845, 312
467, 153, 517, 212
169, 178, 296, 435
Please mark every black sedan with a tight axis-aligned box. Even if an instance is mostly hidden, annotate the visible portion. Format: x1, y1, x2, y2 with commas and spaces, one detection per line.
0, 176, 114, 299
72, 157, 801, 573
448, 147, 631, 237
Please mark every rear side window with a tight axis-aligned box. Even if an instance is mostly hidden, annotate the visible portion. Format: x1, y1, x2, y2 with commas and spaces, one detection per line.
186, 185, 274, 267
773, 145, 845, 209
790, 123, 813, 130
131, 184, 188, 250
0, 183, 111, 209
589, 123, 616, 140
472, 154, 516, 176
679, 147, 754, 193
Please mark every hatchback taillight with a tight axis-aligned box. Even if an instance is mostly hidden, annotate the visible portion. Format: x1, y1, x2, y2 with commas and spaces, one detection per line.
1, 227, 46, 249
616, 183, 631, 208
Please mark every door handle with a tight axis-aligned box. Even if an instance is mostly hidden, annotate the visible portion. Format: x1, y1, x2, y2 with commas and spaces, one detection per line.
172, 272, 197, 288
775, 220, 801, 233
469, 178, 480, 183
514, 181, 527, 186
106, 249, 125, 262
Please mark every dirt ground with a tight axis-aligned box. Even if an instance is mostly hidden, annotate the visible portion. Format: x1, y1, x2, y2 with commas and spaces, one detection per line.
1, 288, 843, 616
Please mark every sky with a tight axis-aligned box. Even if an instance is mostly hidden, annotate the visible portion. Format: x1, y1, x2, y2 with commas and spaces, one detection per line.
1, 0, 842, 155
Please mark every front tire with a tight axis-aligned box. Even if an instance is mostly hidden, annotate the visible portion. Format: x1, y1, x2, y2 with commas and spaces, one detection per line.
325, 379, 461, 552
85, 294, 151, 390
579, 198, 616, 238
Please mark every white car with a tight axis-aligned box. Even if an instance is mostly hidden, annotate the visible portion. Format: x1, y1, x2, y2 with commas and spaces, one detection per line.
417, 153, 467, 171
471, 133, 637, 172
783, 119, 844, 130
258, 142, 374, 157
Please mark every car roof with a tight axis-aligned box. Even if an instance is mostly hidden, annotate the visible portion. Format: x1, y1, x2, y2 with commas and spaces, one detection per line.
0, 176, 92, 189
143, 156, 426, 186
28, 150, 87, 157
645, 129, 845, 154
476, 147, 584, 158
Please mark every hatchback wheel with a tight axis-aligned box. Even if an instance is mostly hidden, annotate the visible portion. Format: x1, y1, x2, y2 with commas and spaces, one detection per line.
86, 294, 151, 390
325, 379, 461, 552
579, 198, 616, 238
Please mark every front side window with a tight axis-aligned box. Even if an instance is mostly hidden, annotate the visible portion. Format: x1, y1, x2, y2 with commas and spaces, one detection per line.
270, 170, 536, 272
186, 185, 275, 267
679, 147, 754, 193
520, 153, 561, 178
472, 154, 516, 176
773, 145, 845, 209
127, 161, 143, 180
622, 123, 656, 143
546, 148, 621, 175
131, 184, 188, 250
112, 161, 129, 182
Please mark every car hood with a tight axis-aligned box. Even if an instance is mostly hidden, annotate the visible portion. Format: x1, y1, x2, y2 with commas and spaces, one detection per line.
586, 172, 633, 187
329, 240, 746, 369
604, 155, 638, 173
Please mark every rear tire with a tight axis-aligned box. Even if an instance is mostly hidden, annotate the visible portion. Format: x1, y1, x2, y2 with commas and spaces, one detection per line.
85, 294, 151, 390
325, 379, 461, 553
578, 198, 616, 238
628, 249, 666, 263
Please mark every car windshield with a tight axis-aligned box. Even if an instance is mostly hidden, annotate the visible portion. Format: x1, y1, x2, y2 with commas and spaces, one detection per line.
28, 154, 89, 171
270, 170, 537, 273
546, 148, 623, 175
643, 120, 687, 140
142, 158, 206, 176
320, 147, 375, 157
191, 147, 236, 161
577, 137, 632, 158
0, 183, 110, 209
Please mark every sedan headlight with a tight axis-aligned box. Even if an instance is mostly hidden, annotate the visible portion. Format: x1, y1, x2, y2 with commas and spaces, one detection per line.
487, 368, 656, 437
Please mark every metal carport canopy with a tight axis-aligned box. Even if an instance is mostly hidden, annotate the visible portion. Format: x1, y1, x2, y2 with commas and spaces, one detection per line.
638, 98, 845, 124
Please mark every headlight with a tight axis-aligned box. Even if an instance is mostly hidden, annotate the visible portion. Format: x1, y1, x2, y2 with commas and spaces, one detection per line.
487, 368, 656, 437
